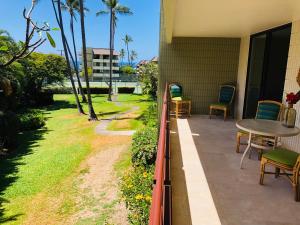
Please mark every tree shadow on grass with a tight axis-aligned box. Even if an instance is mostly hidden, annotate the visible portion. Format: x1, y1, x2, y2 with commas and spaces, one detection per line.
97, 111, 122, 118
43, 100, 77, 112
0, 128, 48, 223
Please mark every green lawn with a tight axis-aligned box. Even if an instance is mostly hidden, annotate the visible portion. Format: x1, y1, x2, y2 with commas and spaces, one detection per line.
0, 94, 152, 224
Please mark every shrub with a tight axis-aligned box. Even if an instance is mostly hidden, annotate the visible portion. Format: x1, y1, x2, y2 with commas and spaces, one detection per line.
18, 109, 46, 131
131, 127, 158, 168
0, 111, 20, 148
80, 87, 109, 94
120, 167, 154, 225
140, 103, 158, 128
118, 87, 135, 94
43, 86, 73, 94
35, 92, 54, 106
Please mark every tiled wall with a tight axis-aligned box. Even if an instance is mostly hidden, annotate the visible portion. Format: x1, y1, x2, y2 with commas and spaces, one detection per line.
281, 21, 300, 152
159, 37, 240, 114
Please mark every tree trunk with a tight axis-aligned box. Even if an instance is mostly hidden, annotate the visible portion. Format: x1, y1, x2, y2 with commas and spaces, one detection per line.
79, 0, 98, 120
53, 0, 84, 114
126, 43, 130, 66
108, 9, 113, 101
70, 15, 87, 103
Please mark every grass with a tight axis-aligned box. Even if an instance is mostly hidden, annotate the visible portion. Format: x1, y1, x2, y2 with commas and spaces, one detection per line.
0, 93, 152, 224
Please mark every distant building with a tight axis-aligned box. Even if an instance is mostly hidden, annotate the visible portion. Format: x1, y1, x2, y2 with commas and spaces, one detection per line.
136, 57, 158, 70
82, 48, 119, 81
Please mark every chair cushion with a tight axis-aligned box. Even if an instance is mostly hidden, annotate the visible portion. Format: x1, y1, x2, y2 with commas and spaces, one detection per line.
256, 102, 281, 120
219, 86, 235, 104
210, 102, 229, 109
263, 148, 299, 167
170, 85, 182, 98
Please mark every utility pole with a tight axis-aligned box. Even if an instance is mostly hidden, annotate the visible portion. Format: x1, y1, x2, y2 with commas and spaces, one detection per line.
57, 49, 64, 56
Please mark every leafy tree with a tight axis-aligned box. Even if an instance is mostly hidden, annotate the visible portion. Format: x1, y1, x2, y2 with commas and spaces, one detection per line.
20, 53, 67, 97
61, 0, 87, 103
138, 62, 158, 99
120, 65, 135, 74
51, 0, 84, 114
96, 0, 132, 101
0, 1, 55, 68
122, 34, 132, 65
79, 0, 98, 120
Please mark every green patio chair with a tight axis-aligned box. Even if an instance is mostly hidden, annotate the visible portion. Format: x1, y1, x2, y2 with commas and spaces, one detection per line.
209, 84, 235, 120
236, 100, 283, 153
260, 147, 300, 201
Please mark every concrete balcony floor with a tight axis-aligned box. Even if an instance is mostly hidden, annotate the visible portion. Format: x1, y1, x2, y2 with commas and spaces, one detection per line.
170, 115, 300, 225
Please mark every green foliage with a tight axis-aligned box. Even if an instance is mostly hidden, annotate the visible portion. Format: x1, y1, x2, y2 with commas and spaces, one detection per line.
131, 127, 158, 168
140, 103, 158, 128
120, 65, 135, 75
43, 86, 73, 94
120, 167, 154, 225
0, 110, 20, 148
81, 87, 109, 94
21, 52, 67, 93
18, 109, 46, 131
46, 32, 56, 48
137, 62, 158, 99
118, 87, 135, 94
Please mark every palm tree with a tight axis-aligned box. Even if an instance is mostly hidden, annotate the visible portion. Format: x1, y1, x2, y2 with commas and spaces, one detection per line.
130, 50, 137, 66
119, 48, 125, 65
79, 0, 98, 120
51, 0, 84, 114
60, 0, 87, 103
96, 0, 132, 101
122, 34, 132, 65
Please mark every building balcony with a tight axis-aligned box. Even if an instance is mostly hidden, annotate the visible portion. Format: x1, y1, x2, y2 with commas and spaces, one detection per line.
169, 115, 300, 225
93, 59, 119, 63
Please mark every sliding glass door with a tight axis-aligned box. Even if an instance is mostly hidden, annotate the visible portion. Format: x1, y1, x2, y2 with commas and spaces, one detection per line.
243, 24, 291, 118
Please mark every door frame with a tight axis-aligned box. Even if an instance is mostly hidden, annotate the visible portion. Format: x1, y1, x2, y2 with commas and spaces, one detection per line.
242, 23, 292, 118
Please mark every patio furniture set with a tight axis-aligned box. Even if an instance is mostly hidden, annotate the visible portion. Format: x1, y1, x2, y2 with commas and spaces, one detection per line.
169, 83, 300, 201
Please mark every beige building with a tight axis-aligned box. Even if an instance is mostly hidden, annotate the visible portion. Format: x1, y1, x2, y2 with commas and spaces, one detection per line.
84, 48, 119, 81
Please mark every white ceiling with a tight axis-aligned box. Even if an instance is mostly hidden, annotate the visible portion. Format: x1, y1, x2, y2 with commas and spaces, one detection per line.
172, 0, 300, 38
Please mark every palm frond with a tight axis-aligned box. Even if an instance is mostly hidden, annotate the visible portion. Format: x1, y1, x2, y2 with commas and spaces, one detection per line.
96, 10, 109, 16
115, 5, 132, 15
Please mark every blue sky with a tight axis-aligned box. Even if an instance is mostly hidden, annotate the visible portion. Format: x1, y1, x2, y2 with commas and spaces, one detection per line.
0, 0, 160, 61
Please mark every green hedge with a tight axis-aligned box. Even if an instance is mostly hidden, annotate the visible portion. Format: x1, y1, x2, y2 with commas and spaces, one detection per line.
18, 109, 46, 131
80, 87, 109, 94
118, 87, 135, 94
131, 127, 158, 168
35, 92, 54, 106
43, 87, 73, 94
120, 167, 154, 225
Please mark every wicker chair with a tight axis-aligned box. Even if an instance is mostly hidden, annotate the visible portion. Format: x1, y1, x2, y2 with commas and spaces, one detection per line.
236, 100, 283, 154
260, 148, 300, 201
209, 85, 235, 120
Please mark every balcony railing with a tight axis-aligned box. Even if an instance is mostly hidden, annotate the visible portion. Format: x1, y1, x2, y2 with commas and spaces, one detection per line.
149, 84, 172, 225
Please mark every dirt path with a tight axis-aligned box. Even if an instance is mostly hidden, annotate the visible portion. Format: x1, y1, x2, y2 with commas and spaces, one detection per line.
95, 106, 140, 136
68, 142, 131, 225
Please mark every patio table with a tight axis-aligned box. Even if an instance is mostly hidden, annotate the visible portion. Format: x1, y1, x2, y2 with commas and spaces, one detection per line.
236, 119, 300, 169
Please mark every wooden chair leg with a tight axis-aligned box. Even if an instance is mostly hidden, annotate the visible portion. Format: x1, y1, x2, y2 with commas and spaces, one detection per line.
224, 109, 227, 121
260, 158, 266, 185
236, 133, 241, 153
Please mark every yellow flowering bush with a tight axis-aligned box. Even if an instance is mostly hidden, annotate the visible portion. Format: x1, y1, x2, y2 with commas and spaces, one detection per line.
121, 166, 154, 224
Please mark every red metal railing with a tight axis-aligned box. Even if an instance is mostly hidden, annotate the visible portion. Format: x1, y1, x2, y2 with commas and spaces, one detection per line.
149, 84, 171, 225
